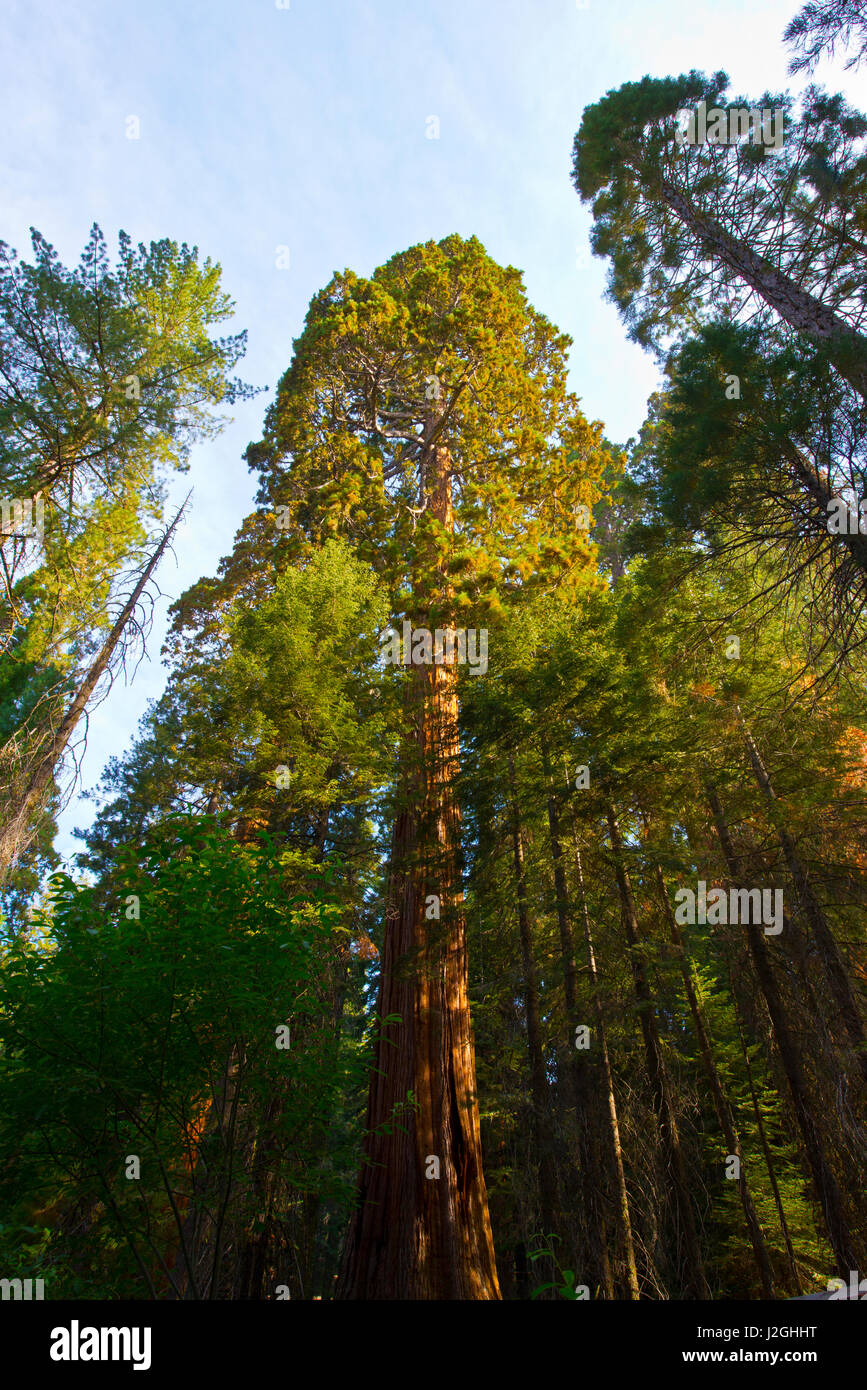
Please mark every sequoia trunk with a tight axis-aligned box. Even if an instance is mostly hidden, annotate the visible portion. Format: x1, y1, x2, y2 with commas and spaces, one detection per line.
338, 433, 500, 1299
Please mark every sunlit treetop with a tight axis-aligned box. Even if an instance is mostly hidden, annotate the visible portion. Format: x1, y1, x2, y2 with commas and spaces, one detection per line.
235, 234, 618, 625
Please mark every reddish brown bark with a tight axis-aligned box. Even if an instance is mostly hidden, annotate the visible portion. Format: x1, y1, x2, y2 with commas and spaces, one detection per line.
337, 434, 500, 1299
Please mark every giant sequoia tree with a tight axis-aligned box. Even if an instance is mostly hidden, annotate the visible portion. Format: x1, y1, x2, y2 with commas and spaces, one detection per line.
235, 235, 613, 1298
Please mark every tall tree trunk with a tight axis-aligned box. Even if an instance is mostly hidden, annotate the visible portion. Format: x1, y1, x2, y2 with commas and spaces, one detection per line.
725, 958, 804, 1295
540, 748, 612, 1295
337, 429, 500, 1299
785, 443, 867, 576
570, 822, 640, 1300
652, 862, 776, 1298
739, 718, 867, 1089
606, 804, 711, 1298
0, 500, 188, 882
508, 753, 559, 1246
659, 177, 867, 400
168, 1041, 247, 1300
706, 784, 860, 1275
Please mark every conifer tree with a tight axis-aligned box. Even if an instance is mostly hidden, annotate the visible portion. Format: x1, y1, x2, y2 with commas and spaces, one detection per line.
226, 235, 613, 1298
572, 74, 867, 398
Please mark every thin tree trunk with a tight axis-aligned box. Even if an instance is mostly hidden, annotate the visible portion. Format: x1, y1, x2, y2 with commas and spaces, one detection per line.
571, 823, 641, 1300
653, 862, 776, 1297
540, 744, 614, 1297
785, 443, 867, 575
606, 804, 711, 1298
706, 784, 859, 1275
726, 959, 804, 1295
508, 753, 559, 1246
739, 719, 867, 1089
168, 1041, 246, 1300
0, 499, 188, 881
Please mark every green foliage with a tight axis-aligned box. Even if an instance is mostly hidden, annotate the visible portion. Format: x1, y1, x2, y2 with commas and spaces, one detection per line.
0, 224, 258, 868
572, 74, 866, 356
236, 233, 616, 627
529, 1234, 588, 1300
0, 815, 366, 1298
5, 183, 866, 1300
0, 223, 256, 508
77, 539, 397, 894
572, 70, 727, 200
785, 0, 867, 75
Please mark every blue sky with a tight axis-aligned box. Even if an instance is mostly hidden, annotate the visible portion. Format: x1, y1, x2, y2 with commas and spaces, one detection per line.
2, 0, 857, 862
